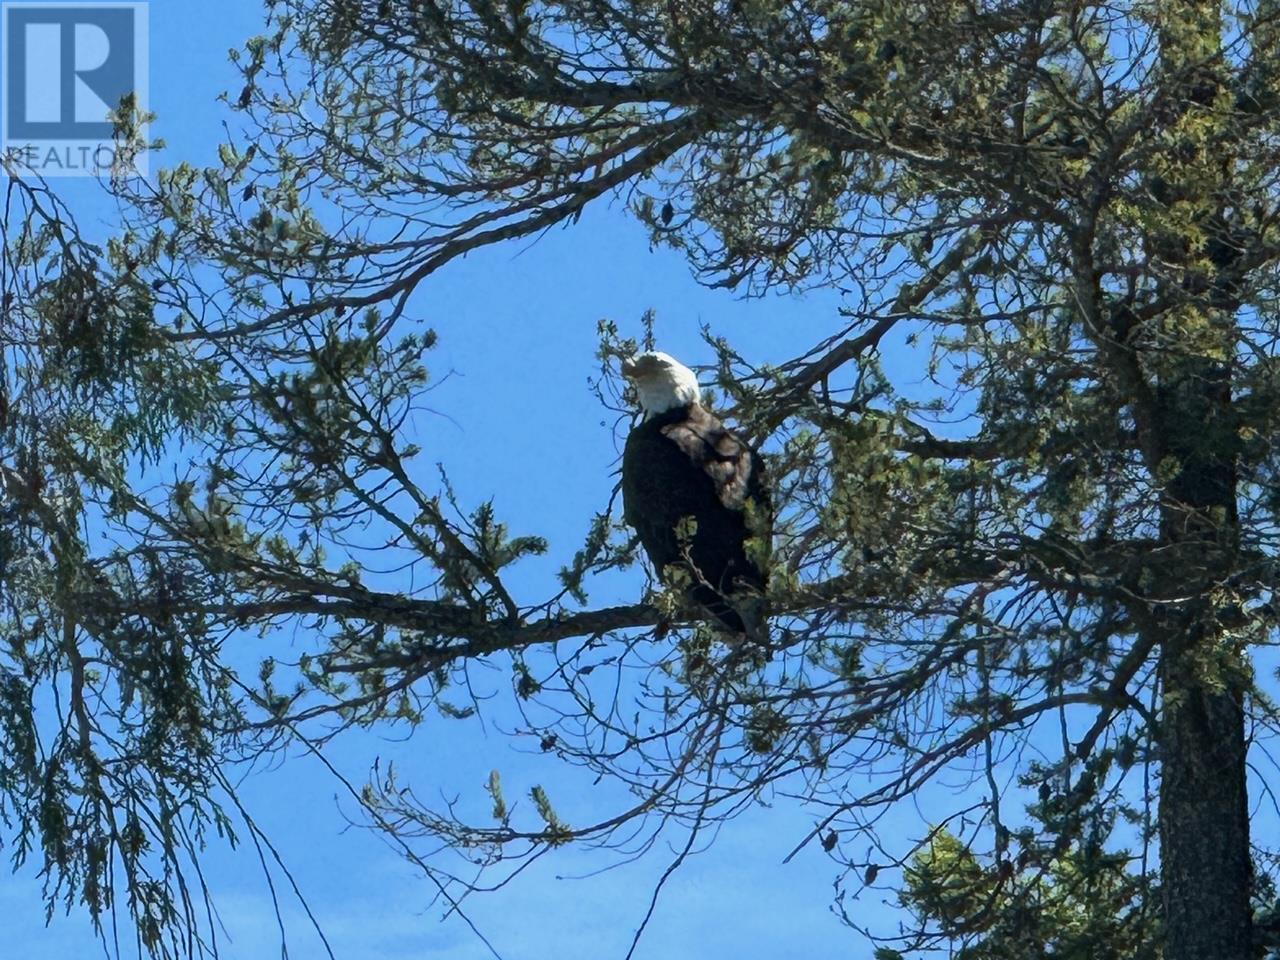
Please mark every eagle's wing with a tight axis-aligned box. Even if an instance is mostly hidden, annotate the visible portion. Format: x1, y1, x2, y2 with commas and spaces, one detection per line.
660, 406, 771, 640
660, 406, 764, 513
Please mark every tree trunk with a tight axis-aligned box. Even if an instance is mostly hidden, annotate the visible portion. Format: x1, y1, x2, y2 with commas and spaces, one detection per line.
1153, 368, 1252, 960
1140, 7, 1254, 952
1158, 622, 1252, 960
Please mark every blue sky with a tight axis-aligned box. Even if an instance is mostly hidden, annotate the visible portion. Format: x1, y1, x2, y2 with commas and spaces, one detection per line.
0, 2, 912, 957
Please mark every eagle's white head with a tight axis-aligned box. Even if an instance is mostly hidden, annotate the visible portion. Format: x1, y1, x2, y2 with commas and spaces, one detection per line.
622, 351, 701, 417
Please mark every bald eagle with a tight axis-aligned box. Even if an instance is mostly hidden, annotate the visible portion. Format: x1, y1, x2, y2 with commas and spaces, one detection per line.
620, 352, 771, 638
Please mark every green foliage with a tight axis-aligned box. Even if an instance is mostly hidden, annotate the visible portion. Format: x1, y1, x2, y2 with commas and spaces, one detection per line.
487, 770, 508, 824
899, 822, 1158, 960
529, 785, 571, 845
557, 511, 624, 604
744, 704, 788, 754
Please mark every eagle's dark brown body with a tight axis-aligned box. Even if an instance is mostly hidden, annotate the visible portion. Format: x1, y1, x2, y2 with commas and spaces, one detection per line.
622, 402, 770, 633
